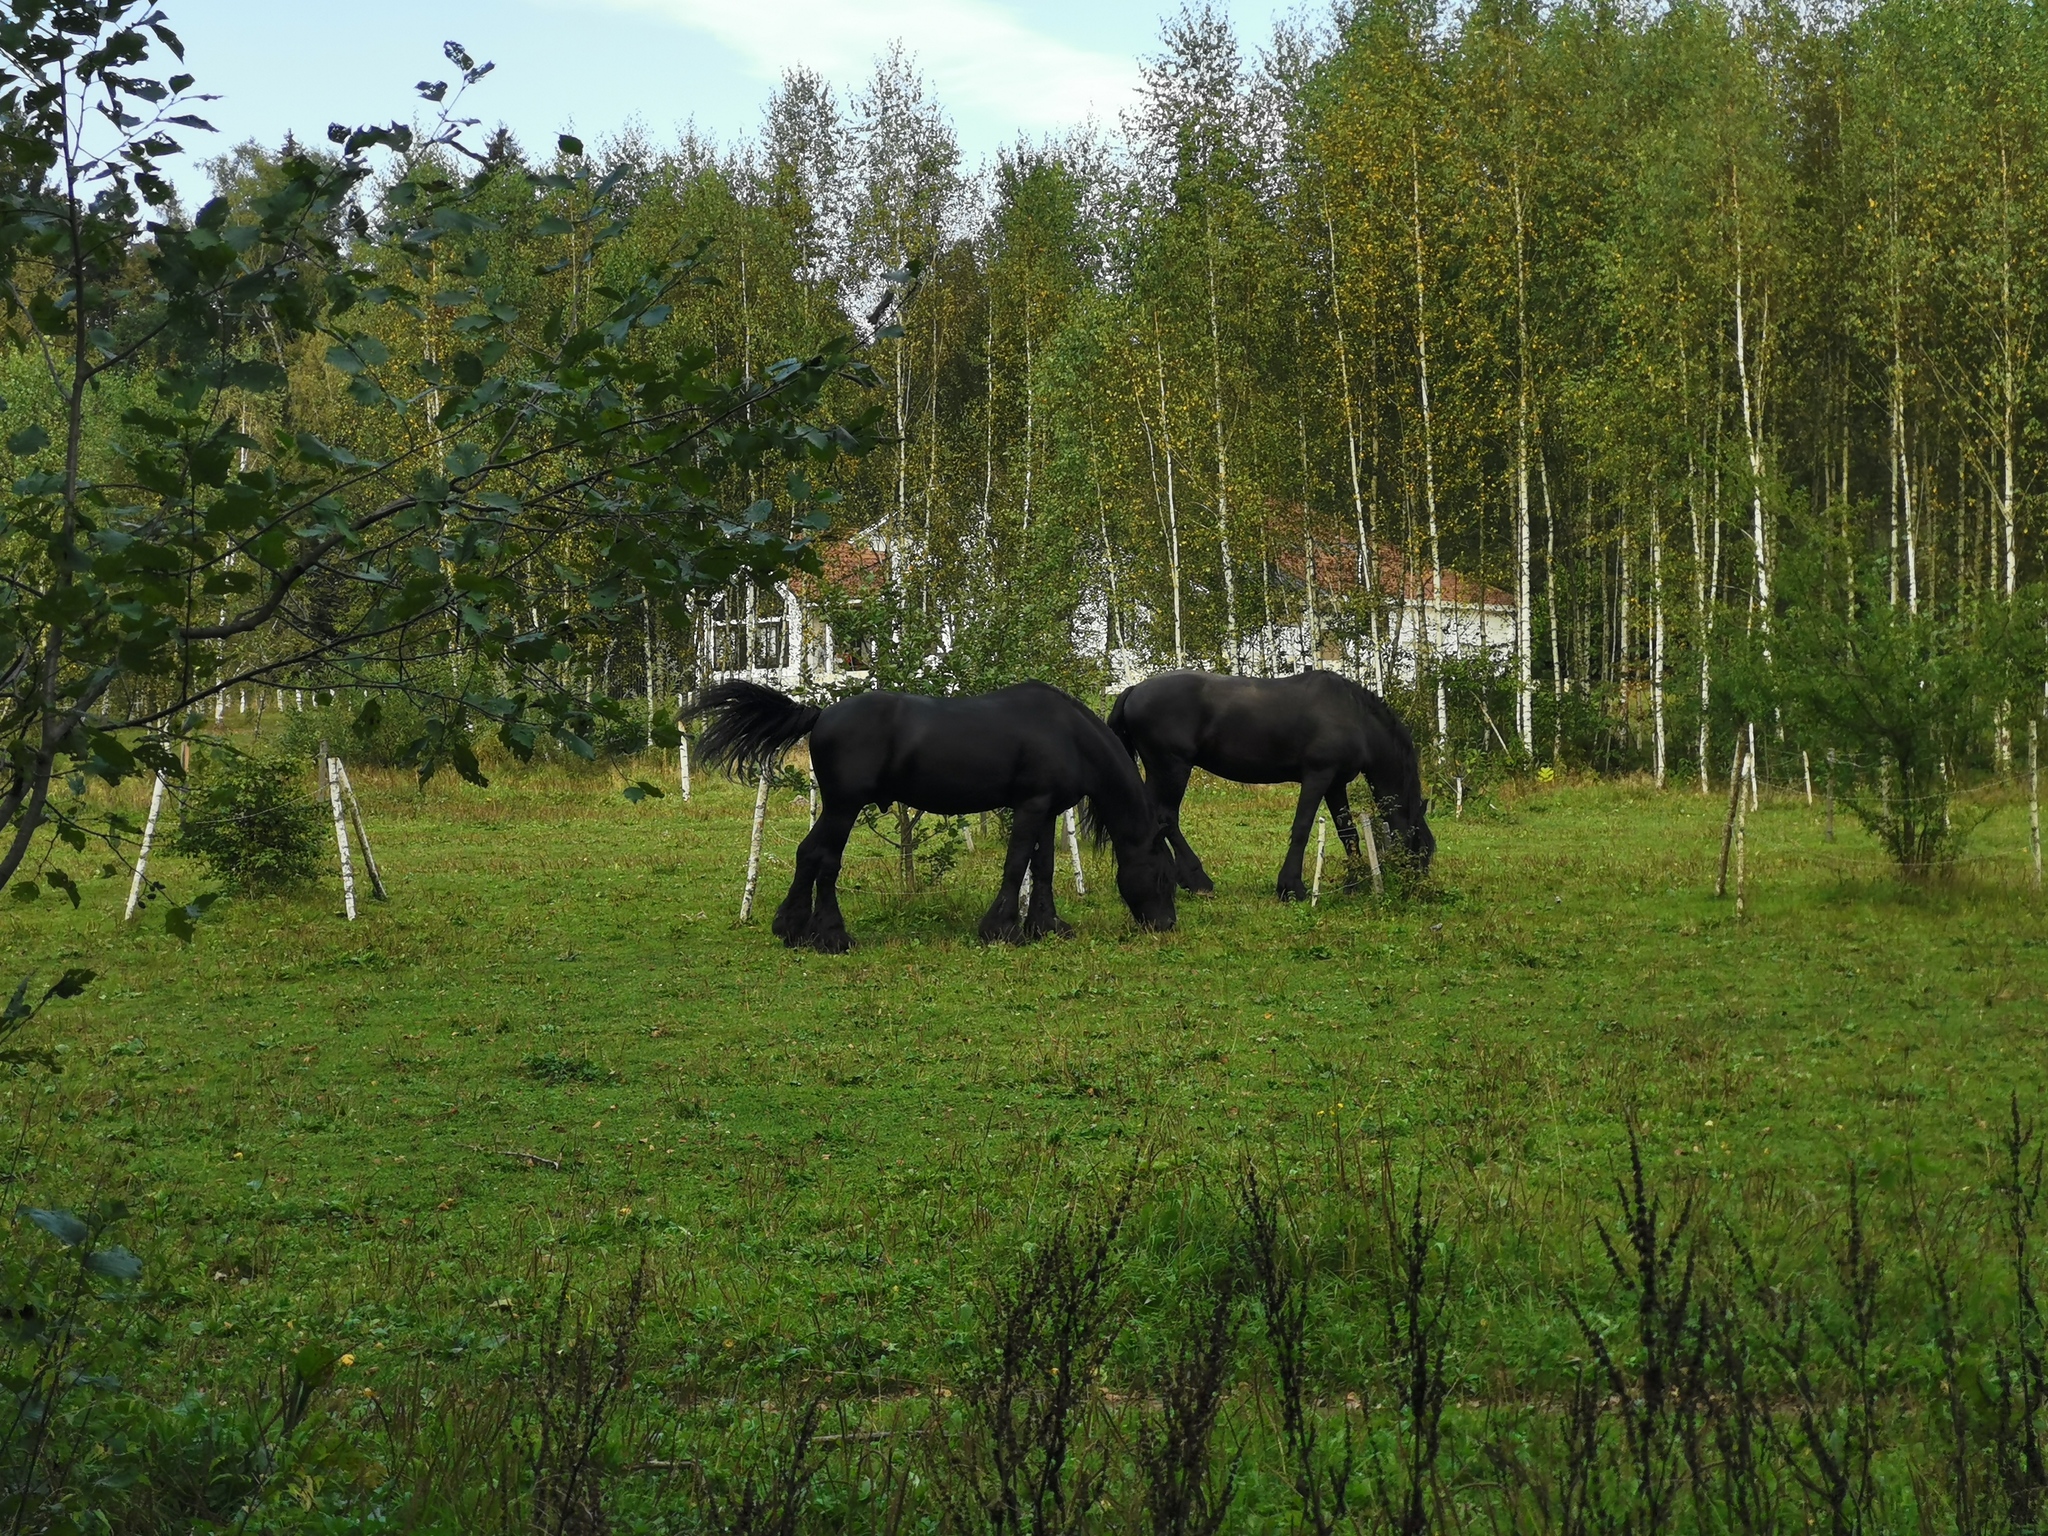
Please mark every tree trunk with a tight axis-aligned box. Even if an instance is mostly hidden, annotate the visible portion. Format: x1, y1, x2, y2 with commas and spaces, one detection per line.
1326, 203, 1386, 693
1155, 328, 1186, 668
1410, 134, 1445, 759
1512, 173, 1535, 753
1205, 205, 1239, 670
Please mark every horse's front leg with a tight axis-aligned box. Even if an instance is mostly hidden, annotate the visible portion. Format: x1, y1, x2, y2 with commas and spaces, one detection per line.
802, 808, 861, 953
1145, 753, 1214, 894
1277, 771, 1336, 902
980, 805, 1050, 944
1022, 819, 1075, 940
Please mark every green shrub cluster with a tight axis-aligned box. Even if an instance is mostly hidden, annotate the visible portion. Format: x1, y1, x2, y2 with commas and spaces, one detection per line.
172, 755, 326, 890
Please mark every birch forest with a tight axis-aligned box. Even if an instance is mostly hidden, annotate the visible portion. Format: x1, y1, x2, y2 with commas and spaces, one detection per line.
54, 0, 2048, 791
454, 0, 2047, 792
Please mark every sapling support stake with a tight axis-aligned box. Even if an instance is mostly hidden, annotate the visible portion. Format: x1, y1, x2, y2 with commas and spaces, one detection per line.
1718, 729, 1749, 898
1735, 751, 1750, 920
1064, 807, 1086, 896
1826, 748, 1837, 843
1310, 810, 1328, 906
2030, 716, 2041, 892
336, 759, 387, 901
739, 762, 771, 922
676, 694, 691, 801
327, 754, 358, 922
123, 771, 166, 922
1454, 775, 1464, 818
1361, 807, 1384, 896
1802, 750, 1813, 806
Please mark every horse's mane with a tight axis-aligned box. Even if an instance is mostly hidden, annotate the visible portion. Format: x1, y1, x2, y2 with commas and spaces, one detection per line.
1075, 699, 1150, 852
1345, 676, 1417, 759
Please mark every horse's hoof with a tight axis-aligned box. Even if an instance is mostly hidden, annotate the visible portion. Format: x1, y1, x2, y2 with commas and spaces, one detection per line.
1277, 885, 1307, 903
980, 921, 1026, 945
771, 911, 808, 941
812, 928, 853, 955
1031, 918, 1076, 940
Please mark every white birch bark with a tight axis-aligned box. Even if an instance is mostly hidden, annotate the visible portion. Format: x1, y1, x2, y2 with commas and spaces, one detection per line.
1326, 202, 1385, 694
1409, 134, 1446, 756
328, 756, 358, 923
1650, 500, 1666, 788
1155, 330, 1186, 667
1064, 807, 1086, 895
123, 771, 165, 921
1204, 206, 1239, 670
740, 764, 770, 921
1731, 170, 1771, 626
1512, 174, 1534, 752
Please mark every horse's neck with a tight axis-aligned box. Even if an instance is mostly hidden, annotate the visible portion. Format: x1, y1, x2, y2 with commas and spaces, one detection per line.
1088, 741, 1150, 840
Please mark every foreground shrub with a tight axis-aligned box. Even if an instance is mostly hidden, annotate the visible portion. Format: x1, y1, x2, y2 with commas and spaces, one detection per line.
173, 754, 326, 889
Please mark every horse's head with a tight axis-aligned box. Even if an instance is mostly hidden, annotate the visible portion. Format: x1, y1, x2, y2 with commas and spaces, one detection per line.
1367, 751, 1435, 876
1382, 788, 1436, 873
1113, 810, 1178, 932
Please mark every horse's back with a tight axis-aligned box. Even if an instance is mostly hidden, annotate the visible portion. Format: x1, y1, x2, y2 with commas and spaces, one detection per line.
810, 682, 1111, 815
1119, 669, 1374, 780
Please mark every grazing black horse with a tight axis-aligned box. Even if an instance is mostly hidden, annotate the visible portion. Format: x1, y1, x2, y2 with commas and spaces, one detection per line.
1108, 669, 1434, 901
688, 680, 1177, 951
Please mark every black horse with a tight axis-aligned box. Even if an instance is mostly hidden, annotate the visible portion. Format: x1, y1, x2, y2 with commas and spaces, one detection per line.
1108, 669, 1434, 901
688, 680, 1177, 951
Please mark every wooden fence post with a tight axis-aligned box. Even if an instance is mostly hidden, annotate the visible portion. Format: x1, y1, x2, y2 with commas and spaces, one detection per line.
739, 762, 770, 921
1825, 748, 1837, 843
2030, 715, 2041, 893
676, 693, 691, 801
1718, 730, 1748, 898
124, 772, 165, 922
327, 754, 358, 922
1361, 810, 1384, 897
336, 759, 387, 901
1734, 757, 1750, 920
1310, 811, 1328, 906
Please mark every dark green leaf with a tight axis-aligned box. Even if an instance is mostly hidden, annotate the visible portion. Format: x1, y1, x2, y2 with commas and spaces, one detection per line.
29, 1209, 89, 1247
85, 1246, 143, 1281
7, 424, 49, 455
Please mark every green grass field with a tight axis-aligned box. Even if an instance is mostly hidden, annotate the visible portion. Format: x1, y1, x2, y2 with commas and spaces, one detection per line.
6, 753, 2048, 1528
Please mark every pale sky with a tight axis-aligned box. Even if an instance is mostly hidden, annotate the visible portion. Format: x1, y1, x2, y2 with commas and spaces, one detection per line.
158, 0, 1310, 201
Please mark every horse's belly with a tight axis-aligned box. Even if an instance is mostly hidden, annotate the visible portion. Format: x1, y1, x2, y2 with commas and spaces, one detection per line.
1194, 744, 1304, 785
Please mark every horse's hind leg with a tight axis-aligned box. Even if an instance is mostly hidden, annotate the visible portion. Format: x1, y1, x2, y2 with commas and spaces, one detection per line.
800, 808, 860, 953
772, 815, 827, 943
1144, 754, 1214, 895
1324, 778, 1366, 894
1022, 822, 1074, 941
980, 806, 1049, 944
1277, 770, 1336, 902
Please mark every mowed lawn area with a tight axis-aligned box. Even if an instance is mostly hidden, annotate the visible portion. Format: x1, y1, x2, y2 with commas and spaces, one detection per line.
4, 757, 2046, 1389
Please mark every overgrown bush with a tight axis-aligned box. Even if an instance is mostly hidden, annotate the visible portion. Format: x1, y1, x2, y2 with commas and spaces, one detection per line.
173, 754, 326, 889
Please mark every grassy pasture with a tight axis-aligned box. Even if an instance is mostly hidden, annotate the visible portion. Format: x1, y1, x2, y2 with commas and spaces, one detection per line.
5, 753, 2048, 1525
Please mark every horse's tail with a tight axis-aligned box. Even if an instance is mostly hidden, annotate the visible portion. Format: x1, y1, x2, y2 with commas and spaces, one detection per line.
685, 680, 820, 779
1106, 689, 1139, 762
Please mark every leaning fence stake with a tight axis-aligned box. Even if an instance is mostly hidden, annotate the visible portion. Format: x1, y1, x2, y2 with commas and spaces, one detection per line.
2030, 716, 2041, 893
1310, 811, 1328, 906
1361, 811, 1384, 897
1064, 807, 1086, 896
336, 759, 387, 901
124, 771, 166, 921
739, 762, 770, 921
327, 754, 358, 922
1734, 757, 1750, 920
677, 694, 692, 802
1802, 750, 1813, 806
1718, 731, 1749, 898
